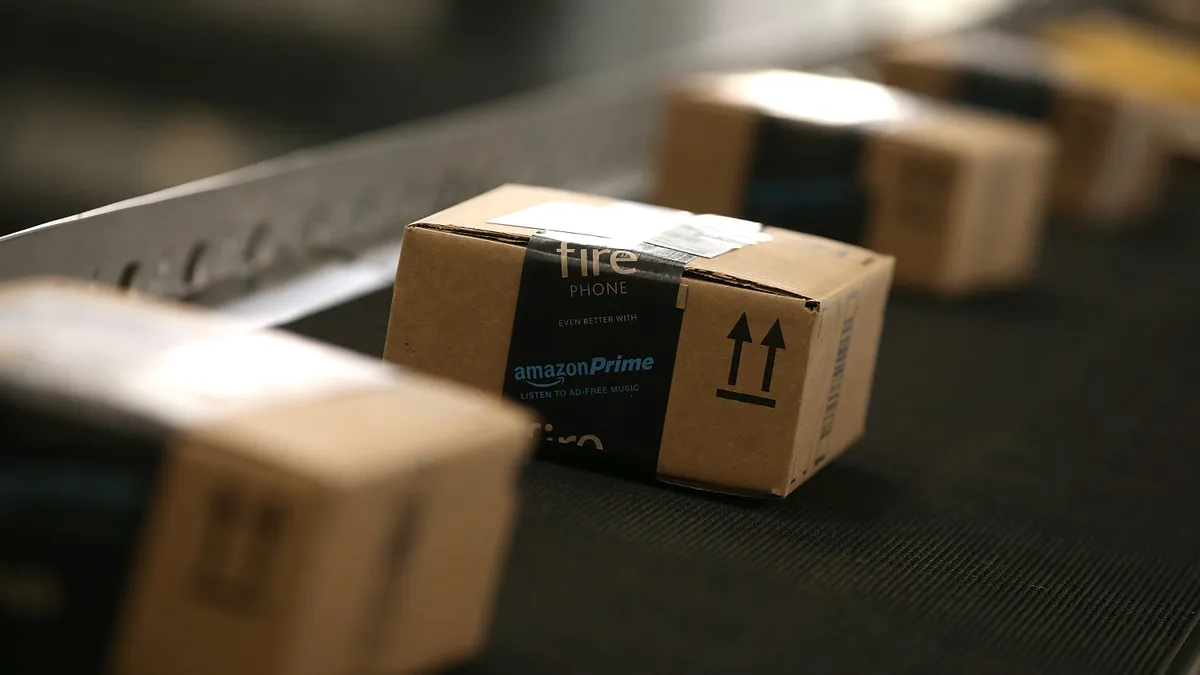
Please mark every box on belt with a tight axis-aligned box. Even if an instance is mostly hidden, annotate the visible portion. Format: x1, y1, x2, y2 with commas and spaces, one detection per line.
0, 279, 532, 675
384, 184, 894, 498
878, 30, 1172, 223
651, 69, 1054, 297
1038, 12, 1200, 99
1148, 0, 1200, 30
1037, 14, 1200, 162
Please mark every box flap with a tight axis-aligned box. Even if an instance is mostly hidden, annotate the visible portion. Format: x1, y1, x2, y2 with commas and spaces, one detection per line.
410, 184, 889, 303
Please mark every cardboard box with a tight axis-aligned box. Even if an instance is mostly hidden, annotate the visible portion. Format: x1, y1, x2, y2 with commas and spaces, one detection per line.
1149, 0, 1200, 29
879, 30, 1172, 223
1037, 14, 1200, 162
0, 279, 533, 675
652, 70, 1055, 296
1038, 13, 1200, 104
384, 184, 894, 498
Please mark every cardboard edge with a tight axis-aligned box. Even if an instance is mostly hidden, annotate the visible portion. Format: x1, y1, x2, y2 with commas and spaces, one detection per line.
656, 473, 786, 499
407, 221, 531, 247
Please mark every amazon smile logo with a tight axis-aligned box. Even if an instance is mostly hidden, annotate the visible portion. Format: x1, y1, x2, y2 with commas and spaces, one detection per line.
528, 375, 565, 388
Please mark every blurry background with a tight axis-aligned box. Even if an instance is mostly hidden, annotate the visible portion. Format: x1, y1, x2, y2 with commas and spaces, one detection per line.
0, 0, 1039, 236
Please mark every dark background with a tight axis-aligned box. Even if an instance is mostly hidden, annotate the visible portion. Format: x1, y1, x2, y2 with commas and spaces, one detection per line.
1, 0, 870, 234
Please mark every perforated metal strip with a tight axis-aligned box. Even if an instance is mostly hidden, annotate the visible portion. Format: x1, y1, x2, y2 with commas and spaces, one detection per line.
0, 0, 1021, 307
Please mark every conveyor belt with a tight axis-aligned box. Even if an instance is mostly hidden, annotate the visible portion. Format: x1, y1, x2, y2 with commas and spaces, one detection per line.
285, 171, 1200, 675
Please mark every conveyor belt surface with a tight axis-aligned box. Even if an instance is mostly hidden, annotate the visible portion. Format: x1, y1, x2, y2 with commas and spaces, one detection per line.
285, 171, 1200, 675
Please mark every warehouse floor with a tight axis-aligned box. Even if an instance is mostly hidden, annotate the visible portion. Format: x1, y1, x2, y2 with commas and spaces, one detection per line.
285, 165, 1200, 675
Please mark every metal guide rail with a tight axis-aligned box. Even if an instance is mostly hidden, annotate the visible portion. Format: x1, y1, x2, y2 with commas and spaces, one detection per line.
0, 0, 1022, 325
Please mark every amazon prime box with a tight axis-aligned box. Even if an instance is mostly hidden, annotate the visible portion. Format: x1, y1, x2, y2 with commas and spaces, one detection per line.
384, 184, 894, 498
879, 30, 1172, 224
0, 279, 533, 675
652, 70, 1056, 296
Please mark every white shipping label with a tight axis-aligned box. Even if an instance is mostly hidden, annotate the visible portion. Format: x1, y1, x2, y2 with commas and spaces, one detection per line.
489, 201, 767, 259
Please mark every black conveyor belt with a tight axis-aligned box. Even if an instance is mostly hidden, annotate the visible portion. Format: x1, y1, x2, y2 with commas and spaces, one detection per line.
286, 166, 1200, 675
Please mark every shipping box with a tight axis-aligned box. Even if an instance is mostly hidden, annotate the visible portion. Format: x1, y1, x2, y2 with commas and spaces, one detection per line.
879, 30, 1172, 223
0, 279, 533, 675
384, 184, 895, 498
652, 70, 1055, 296
1037, 14, 1200, 162
1148, 0, 1200, 30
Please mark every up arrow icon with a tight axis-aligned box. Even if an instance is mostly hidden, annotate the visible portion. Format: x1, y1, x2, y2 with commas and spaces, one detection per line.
726, 313, 753, 386
760, 319, 786, 393
716, 313, 785, 409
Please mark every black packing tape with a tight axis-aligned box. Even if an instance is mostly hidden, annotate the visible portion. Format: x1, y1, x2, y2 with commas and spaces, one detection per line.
740, 115, 871, 245
502, 233, 694, 477
0, 392, 166, 675
956, 68, 1056, 121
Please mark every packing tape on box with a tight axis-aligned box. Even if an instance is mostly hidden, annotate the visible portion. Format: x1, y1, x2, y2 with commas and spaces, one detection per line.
488, 201, 768, 475
490, 200, 772, 258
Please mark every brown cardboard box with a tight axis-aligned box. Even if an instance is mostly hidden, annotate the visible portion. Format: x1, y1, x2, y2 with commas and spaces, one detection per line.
1037, 14, 1200, 163
1149, 0, 1200, 29
1039, 12, 1200, 97
879, 30, 1172, 224
652, 70, 1055, 296
0, 279, 533, 675
384, 184, 895, 498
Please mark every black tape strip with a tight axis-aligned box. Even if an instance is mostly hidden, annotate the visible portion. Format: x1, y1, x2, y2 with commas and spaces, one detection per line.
955, 68, 1055, 122
502, 233, 694, 477
0, 389, 166, 675
740, 115, 871, 245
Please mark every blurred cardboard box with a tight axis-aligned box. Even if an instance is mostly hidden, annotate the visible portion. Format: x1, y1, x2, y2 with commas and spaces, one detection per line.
1037, 14, 1200, 162
1038, 13, 1200, 103
1147, 0, 1200, 30
879, 30, 1173, 224
384, 184, 894, 498
0, 279, 532, 675
652, 70, 1054, 296
1150, 0, 1200, 29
